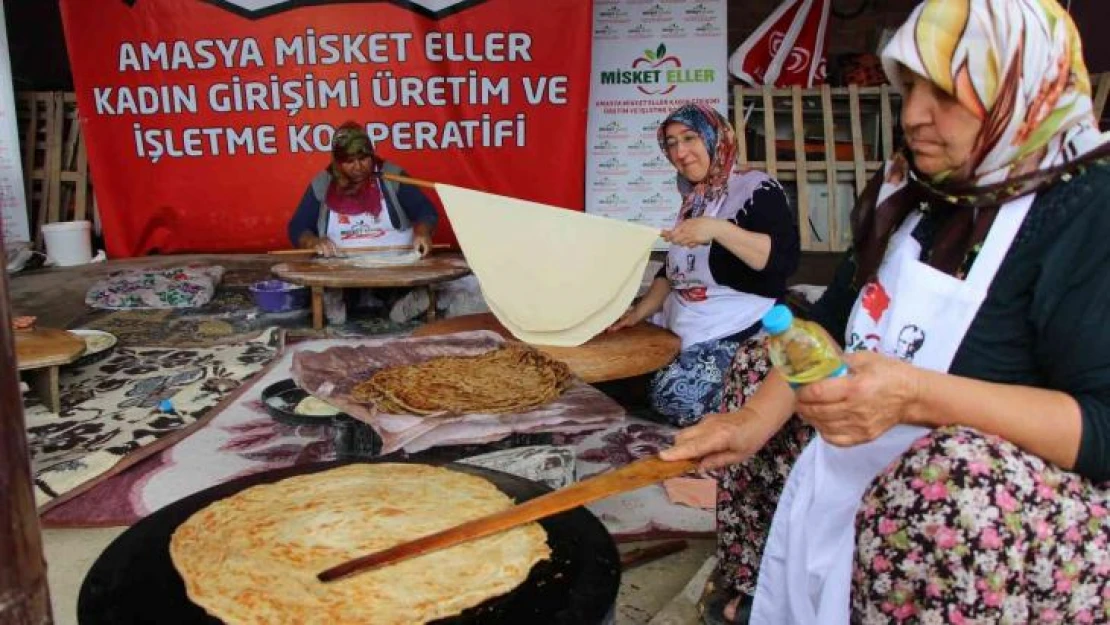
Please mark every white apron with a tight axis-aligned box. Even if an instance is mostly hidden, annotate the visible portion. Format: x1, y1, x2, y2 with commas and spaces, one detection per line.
750, 193, 1034, 623
325, 193, 414, 250
654, 194, 775, 348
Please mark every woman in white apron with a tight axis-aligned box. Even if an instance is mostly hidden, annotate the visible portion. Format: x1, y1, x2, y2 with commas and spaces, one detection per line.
608, 104, 799, 426
665, 2, 1110, 623
287, 122, 439, 323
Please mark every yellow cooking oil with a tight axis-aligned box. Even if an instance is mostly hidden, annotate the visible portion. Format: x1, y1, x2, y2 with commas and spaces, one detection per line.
762, 305, 847, 387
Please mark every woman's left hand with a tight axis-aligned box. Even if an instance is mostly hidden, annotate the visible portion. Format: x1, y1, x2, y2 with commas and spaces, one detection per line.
661, 217, 722, 247
795, 351, 923, 447
413, 234, 433, 257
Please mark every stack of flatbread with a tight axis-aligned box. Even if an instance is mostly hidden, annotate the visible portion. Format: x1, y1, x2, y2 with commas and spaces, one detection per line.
170, 463, 549, 624
436, 184, 660, 347
351, 343, 573, 416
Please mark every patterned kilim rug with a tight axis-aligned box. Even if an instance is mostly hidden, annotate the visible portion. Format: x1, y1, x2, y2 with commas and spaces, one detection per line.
26, 328, 283, 511
41, 338, 712, 539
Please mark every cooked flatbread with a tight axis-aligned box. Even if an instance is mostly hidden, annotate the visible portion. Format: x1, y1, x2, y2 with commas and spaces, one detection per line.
170, 463, 549, 625
350, 343, 573, 416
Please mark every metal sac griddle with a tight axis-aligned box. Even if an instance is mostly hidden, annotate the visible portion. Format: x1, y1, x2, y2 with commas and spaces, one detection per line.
78, 460, 620, 625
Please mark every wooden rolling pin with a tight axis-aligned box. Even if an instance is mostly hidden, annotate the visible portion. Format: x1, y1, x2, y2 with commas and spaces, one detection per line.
268, 243, 450, 256
317, 455, 697, 582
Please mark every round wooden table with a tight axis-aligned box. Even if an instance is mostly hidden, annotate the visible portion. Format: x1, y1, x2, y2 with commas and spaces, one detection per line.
412, 312, 681, 383
271, 253, 471, 329
15, 328, 85, 413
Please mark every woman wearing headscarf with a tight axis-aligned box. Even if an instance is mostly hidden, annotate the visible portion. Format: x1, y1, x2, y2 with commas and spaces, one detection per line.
666, 1, 1110, 623
287, 122, 439, 323
609, 103, 800, 426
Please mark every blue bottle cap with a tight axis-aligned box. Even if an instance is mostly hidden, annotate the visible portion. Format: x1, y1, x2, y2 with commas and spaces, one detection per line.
158, 399, 175, 413
762, 304, 794, 335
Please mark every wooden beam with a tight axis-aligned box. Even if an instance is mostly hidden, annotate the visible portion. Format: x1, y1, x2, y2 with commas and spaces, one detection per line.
0, 240, 55, 624
734, 85, 749, 169
1093, 73, 1110, 125
821, 85, 840, 251
762, 87, 777, 178
791, 86, 815, 251
880, 84, 895, 160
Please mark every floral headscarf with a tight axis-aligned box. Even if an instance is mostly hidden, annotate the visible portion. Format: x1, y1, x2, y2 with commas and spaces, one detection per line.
326, 121, 385, 216
852, 0, 1110, 283
657, 104, 738, 220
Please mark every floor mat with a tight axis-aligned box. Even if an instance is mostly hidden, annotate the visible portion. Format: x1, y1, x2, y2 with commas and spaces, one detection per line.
26, 328, 282, 511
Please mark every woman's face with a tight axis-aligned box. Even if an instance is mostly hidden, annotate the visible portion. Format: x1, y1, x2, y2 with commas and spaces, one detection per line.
900, 68, 984, 180
337, 154, 373, 184
663, 122, 711, 183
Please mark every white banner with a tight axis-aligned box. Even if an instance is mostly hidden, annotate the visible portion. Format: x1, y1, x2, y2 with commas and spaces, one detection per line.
585, 0, 727, 232
0, 2, 29, 245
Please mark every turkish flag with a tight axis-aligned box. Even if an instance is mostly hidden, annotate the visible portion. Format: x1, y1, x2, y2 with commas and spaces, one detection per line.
728, 0, 829, 88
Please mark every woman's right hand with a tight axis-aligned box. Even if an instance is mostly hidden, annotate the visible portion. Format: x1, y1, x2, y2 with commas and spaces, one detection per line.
607, 307, 643, 333
310, 237, 340, 257
660, 409, 772, 471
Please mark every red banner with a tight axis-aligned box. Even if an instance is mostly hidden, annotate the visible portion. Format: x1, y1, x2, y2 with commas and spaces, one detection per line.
58, 0, 591, 257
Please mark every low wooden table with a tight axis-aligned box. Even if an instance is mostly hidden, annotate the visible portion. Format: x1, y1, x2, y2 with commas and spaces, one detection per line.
412, 312, 681, 383
15, 328, 85, 413
271, 253, 471, 330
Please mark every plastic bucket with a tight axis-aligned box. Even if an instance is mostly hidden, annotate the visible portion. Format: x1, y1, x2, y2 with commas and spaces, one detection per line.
249, 280, 309, 313
42, 220, 93, 267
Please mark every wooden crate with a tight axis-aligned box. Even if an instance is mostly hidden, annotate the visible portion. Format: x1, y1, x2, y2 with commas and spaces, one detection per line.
733, 84, 898, 252
734, 74, 1110, 253
14, 91, 94, 250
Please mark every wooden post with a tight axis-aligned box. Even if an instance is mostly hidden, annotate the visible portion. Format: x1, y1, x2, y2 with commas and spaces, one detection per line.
791, 86, 813, 251
0, 234, 54, 624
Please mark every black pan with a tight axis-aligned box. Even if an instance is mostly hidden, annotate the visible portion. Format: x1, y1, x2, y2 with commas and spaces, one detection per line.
77, 460, 620, 625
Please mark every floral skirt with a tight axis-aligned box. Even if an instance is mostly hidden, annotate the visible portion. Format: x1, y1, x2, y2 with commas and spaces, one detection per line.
712, 341, 1110, 621
852, 426, 1110, 623
648, 338, 740, 427
713, 338, 812, 596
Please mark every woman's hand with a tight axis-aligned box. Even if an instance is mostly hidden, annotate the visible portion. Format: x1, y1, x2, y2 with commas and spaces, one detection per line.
795, 351, 923, 447
659, 409, 775, 471
311, 236, 340, 257
607, 307, 644, 333
661, 217, 723, 248
413, 233, 433, 257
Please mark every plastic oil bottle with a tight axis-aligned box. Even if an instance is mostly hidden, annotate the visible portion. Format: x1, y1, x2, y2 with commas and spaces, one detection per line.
762, 304, 847, 387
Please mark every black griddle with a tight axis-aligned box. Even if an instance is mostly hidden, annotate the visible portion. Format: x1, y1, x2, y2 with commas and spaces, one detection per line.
77, 460, 620, 625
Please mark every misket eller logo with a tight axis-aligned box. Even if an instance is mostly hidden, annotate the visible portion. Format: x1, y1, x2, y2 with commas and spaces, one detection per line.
599, 43, 715, 96
661, 23, 687, 36
642, 193, 668, 206
598, 6, 630, 20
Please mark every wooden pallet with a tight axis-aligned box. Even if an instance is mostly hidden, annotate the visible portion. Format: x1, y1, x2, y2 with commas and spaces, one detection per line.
15, 92, 94, 250
734, 74, 1110, 252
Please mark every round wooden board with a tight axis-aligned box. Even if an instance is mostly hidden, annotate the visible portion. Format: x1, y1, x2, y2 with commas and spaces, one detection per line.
15, 328, 86, 370
271, 253, 470, 288
412, 312, 681, 383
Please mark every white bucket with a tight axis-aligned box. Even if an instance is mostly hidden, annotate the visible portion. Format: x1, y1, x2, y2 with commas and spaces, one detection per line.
41, 220, 93, 267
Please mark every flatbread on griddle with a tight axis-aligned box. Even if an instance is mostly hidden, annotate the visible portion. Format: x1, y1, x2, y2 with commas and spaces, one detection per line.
170, 463, 549, 624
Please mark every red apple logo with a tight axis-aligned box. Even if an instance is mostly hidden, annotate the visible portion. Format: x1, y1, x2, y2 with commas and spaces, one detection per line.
632, 43, 680, 95
678, 286, 708, 302
861, 280, 890, 323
